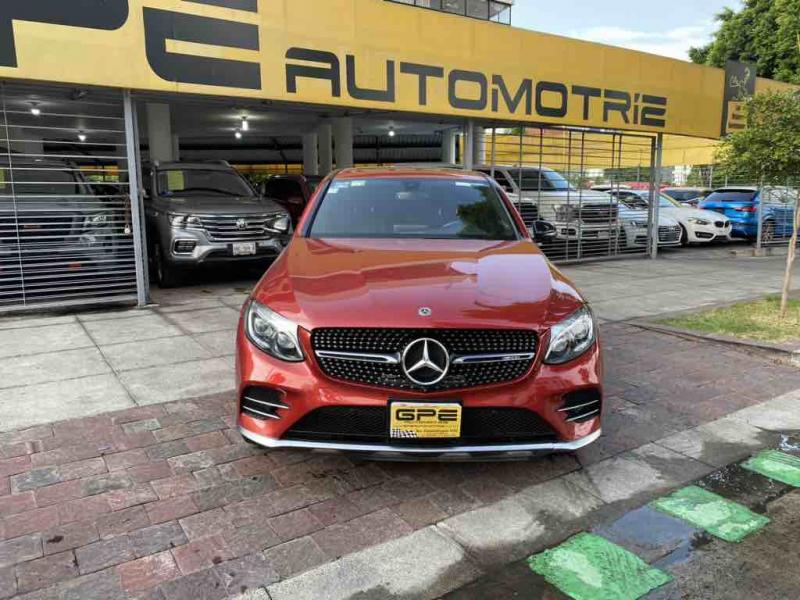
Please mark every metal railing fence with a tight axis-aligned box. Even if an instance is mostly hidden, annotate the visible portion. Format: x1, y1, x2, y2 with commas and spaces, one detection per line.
0, 82, 138, 313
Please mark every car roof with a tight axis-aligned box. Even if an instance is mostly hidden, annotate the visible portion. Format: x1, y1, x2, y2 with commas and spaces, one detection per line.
664, 187, 711, 191
711, 186, 759, 192
334, 167, 487, 181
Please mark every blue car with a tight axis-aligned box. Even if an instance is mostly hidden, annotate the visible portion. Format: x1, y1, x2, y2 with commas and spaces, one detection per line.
699, 187, 797, 241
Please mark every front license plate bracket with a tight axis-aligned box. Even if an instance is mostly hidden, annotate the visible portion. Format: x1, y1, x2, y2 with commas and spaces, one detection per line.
389, 401, 462, 440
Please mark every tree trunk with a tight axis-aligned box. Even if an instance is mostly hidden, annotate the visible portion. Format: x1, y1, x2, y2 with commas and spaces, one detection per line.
780, 206, 800, 318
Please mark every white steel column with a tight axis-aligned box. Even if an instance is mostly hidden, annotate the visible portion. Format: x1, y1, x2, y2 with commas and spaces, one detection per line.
649, 133, 664, 259
472, 126, 485, 166
441, 129, 456, 164
333, 117, 354, 169
464, 120, 475, 170
145, 103, 173, 163
318, 122, 333, 174
303, 133, 319, 175
124, 91, 149, 306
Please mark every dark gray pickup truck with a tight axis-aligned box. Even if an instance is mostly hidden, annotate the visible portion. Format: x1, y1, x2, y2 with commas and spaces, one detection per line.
142, 161, 290, 287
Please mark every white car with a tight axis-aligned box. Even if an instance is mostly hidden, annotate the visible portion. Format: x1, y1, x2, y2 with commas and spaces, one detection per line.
617, 205, 682, 249
612, 190, 732, 244
477, 166, 620, 243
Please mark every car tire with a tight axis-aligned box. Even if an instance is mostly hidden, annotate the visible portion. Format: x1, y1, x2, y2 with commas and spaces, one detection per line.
762, 220, 775, 244
679, 224, 689, 246
154, 243, 181, 288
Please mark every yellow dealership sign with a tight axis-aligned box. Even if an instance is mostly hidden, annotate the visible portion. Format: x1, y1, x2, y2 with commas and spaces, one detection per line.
0, 0, 728, 138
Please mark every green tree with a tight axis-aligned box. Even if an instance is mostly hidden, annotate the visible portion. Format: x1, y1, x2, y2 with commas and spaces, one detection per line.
691, 0, 800, 84
716, 89, 800, 317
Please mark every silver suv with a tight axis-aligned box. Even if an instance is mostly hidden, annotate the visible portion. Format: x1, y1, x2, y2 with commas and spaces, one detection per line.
142, 161, 290, 287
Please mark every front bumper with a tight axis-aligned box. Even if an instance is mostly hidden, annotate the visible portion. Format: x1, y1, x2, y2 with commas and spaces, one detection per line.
168, 228, 286, 265
552, 222, 619, 242
237, 327, 603, 458
686, 222, 732, 243
240, 426, 601, 459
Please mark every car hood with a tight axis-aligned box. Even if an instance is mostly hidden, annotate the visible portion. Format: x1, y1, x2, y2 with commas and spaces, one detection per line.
618, 207, 679, 226
513, 190, 615, 204
157, 195, 285, 215
251, 238, 586, 332
663, 206, 726, 222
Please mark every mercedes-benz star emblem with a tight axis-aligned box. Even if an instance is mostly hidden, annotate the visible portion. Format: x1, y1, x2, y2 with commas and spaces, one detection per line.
236, 218, 248, 230
418, 307, 432, 317
401, 338, 449, 386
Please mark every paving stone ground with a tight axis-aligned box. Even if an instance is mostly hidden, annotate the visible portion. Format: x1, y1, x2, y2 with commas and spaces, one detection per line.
2, 322, 800, 599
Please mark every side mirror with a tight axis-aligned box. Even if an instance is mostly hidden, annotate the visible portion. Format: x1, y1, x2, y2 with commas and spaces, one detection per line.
531, 220, 556, 243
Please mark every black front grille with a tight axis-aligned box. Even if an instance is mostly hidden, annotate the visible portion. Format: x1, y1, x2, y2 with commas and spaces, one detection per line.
312, 328, 537, 392
516, 203, 540, 227
658, 225, 681, 242
715, 221, 729, 228
561, 204, 619, 224
284, 406, 557, 446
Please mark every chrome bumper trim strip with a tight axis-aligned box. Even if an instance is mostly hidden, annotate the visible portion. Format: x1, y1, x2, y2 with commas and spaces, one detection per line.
239, 427, 601, 456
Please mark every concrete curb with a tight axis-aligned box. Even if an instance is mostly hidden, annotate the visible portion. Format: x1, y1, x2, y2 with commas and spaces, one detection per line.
263, 388, 800, 600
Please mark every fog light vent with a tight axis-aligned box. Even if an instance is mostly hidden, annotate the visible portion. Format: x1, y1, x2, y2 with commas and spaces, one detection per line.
241, 386, 288, 421
559, 389, 601, 423
174, 240, 196, 254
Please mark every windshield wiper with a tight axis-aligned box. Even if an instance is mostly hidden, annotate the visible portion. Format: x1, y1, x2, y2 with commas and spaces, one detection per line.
170, 187, 242, 196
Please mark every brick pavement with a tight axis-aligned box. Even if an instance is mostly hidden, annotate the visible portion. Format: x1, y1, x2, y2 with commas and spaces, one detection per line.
2, 324, 800, 599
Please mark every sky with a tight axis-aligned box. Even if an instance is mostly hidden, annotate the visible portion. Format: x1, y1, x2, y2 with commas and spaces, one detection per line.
512, 0, 741, 61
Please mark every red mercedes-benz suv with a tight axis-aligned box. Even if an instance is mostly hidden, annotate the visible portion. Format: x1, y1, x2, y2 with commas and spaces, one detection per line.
236, 168, 602, 458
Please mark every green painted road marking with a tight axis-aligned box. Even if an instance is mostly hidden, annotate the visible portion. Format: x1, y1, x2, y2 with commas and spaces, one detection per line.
527, 532, 672, 600
742, 450, 800, 487
651, 485, 769, 543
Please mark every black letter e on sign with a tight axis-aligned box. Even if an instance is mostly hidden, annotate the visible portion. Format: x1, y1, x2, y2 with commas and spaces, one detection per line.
0, 0, 129, 68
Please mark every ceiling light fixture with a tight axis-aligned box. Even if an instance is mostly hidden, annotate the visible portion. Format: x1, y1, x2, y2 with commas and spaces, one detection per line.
388, 127, 396, 138
241, 116, 249, 132
235, 129, 242, 140
30, 104, 41, 117
78, 132, 87, 142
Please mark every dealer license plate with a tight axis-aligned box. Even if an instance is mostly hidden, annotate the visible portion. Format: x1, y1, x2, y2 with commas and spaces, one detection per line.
390, 402, 462, 439
232, 242, 256, 256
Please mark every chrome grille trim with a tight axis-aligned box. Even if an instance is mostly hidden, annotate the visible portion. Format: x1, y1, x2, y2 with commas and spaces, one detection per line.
194, 213, 280, 242
315, 350, 401, 364
452, 352, 536, 365
243, 396, 289, 410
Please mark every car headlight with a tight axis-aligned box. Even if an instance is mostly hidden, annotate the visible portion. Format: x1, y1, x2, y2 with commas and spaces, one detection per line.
264, 212, 291, 234
169, 214, 202, 229
687, 217, 711, 226
245, 300, 304, 362
544, 306, 596, 365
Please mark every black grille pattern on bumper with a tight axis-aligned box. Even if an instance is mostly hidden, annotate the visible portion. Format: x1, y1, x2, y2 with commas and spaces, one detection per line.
311, 328, 537, 392
284, 406, 558, 446
658, 225, 682, 243
559, 389, 602, 423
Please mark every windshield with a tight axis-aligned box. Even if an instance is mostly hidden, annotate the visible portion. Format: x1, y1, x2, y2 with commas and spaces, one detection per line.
308, 177, 518, 240
704, 191, 757, 204
660, 195, 681, 208
505, 169, 572, 192
666, 190, 704, 201
157, 169, 253, 198
0, 167, 82, 195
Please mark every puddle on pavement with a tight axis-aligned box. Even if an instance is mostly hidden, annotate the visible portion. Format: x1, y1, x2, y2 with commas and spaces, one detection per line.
779, 433, 800, 455
593, 505, 712, 569
696, 464, 792, 513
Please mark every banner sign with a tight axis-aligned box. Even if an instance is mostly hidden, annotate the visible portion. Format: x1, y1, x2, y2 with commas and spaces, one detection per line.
721, 61, 757, 136
0, 0, 730, 138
